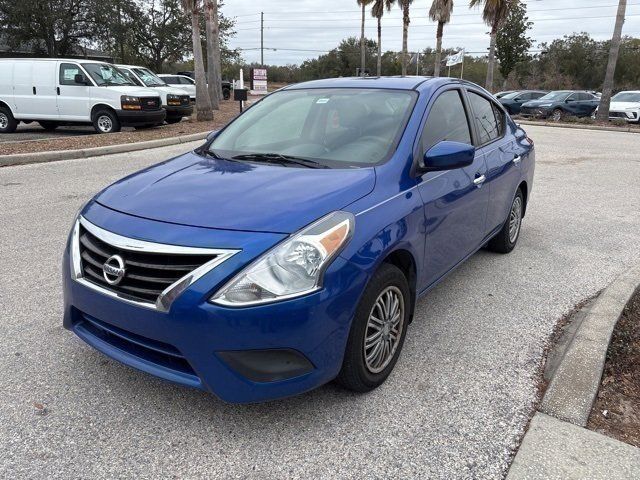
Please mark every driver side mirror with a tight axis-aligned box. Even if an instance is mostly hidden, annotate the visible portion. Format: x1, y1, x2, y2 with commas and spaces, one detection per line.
420, 141, 475, 172
74, 73, 89, 85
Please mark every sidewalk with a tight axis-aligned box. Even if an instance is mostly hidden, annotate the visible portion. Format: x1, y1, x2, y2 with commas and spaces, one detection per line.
508, 413, 640, 479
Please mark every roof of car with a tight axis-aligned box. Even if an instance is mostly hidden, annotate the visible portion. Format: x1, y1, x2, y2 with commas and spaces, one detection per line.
283, 76, 465, 91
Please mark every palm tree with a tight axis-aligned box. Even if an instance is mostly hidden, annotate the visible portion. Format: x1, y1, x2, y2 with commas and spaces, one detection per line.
597, 0, 627, 122
357, 1, 374, 76
398, 0, 414, 76
429, 0, 454, 77
181, 0, 213, 121
204, 0, 220, 109
371, 0, 395, 76
469, 0, 514, 91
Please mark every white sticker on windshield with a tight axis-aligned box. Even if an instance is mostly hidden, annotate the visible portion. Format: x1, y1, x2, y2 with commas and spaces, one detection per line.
316, 98, 330, 104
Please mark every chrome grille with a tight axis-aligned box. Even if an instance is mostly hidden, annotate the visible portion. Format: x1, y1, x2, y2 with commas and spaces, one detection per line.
72, 218, 239, 311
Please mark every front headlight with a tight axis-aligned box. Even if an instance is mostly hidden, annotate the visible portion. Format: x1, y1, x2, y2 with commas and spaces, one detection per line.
538, 103, 552, 107
211, 211, 354, 307
121, 95, 141, 110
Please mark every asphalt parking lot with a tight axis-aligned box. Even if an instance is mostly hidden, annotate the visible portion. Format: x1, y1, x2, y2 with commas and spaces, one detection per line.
1, 125, 639, 479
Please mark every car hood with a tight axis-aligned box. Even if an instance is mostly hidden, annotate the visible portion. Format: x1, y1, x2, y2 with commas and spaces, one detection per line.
104, 86, 161, 97
94, 151, 376, 234
610, 101, 640, 110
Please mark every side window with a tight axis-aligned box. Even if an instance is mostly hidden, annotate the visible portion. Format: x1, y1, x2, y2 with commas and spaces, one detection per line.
518, 93, 531, 101
492, 103, 505, 136
164, 76, 178, 85
420, 90, 472, 152
121, 69, 143, 87
179, 77, 194, 85
468, 91, 501, 145
59, 63, 82, 86
531, 92, 545, 99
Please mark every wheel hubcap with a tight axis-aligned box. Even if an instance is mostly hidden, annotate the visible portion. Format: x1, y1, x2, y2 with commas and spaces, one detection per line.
0, 113, 8, 129
552, 110, 561, 121
509, 196, 523, 243
97, 115, 113, 133
364, 286, 405, 374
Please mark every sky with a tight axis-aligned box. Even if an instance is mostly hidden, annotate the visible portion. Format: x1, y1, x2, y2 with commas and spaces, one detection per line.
221, 0, 640, 66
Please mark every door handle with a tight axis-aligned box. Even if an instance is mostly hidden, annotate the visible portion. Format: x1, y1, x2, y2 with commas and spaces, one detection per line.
32, 86, 36, 95
513, 155, 522, 165
56, 87, 60, 95
473, 174, 486, 187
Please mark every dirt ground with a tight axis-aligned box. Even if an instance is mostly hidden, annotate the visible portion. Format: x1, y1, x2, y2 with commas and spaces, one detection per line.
0, 100, 242, 156
588, 289, 640, 447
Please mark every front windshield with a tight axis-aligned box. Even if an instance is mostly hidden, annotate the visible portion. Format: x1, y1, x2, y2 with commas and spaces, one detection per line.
82, 63, 134, 86
612, 92, 640, 102
539, 91, 571, 101
133, 67, 167, 87
209, 88, 417, 168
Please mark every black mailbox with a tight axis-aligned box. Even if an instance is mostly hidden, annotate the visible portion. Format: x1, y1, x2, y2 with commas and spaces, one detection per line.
234, 88, 248, 101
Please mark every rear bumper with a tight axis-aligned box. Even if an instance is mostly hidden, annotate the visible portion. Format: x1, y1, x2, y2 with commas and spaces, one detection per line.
165, 105, 193, 118
116, 109, 166, 126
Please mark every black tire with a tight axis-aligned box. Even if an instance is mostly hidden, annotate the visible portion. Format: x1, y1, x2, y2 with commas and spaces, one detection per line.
223, 88, 231, 100
551, 108, 564, 122
38, 121, 59, 131
92, 109, 121, 134
487, 189, 524, 254
165, 117, 182, 124
0, 106, 18, 133
335, 263, 410, 392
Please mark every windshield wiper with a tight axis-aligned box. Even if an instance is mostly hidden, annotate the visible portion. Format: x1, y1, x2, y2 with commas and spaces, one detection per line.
231, 153, 329, 169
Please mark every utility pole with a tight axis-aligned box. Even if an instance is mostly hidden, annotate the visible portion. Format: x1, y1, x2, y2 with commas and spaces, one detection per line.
261, 12, 264, 66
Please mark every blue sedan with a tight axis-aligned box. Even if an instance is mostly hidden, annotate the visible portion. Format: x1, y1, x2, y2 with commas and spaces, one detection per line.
63, 77, 535, 403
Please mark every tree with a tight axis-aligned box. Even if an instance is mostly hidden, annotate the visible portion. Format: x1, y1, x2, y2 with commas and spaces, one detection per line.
181, 0, 213, 121
357, 0, 374, 76
204, 0, 220, 109
597, 0, 628, 121
469, 0, 514, 91
0, 0, 96, 57
495, 0, 532, 88
429, 0, 454, 77
397, 0, 413, 76
371, 0, 395, 76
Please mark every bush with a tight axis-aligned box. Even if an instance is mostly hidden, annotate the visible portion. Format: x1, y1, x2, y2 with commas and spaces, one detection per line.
611, 118, 628, 127
576, 117, 596, 125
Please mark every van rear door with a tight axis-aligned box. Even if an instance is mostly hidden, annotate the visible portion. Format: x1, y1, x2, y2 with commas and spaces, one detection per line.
57, 62, 92, 121
13, 61, 58, 120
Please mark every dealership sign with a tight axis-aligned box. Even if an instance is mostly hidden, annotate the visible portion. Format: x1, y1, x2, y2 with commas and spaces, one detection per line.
251, 68, 268, 95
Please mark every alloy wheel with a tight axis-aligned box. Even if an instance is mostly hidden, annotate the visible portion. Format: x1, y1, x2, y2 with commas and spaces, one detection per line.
509, 196, 523, 243
552, 109, 563, 122
0, 113, 8, 129
364, 286, 405, 374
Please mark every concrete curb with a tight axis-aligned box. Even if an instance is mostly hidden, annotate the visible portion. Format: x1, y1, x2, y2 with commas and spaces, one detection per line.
540, 264, 640, 426
0, 131, 209, 167
517, 119, 640, 134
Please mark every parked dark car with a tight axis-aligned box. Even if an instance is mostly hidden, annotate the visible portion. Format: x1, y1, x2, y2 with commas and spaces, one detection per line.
498, 90, 547, 115
520, 91, 600, 121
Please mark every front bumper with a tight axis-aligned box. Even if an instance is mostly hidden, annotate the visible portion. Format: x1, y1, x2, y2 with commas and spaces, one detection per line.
519, 106, 551, 118
116, 109, 166, 126
165, 105, 194, 118
608, 110, 639, 122
62, 206, 368, 403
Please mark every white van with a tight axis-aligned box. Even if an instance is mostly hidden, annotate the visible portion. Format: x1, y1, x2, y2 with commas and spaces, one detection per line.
158, 74, 197, 102
0, 58, 165, 134
117, 65, 193, 124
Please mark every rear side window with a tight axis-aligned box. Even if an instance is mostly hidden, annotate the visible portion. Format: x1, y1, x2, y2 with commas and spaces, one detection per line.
421, 90, 472, 152
179, 77, 194, 85
468, 92, 502, 145
59, 63, 82, 85
531, 92, 546, 99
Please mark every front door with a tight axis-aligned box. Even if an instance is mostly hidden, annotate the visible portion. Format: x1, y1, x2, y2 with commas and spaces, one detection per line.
415, 88, 490, 286
57, 62, 92, 121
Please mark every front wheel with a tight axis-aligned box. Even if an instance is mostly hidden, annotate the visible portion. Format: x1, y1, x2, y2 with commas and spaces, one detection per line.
223, 89, 231, 100
487, 189, 524, 254
335, 263, 410, 392
92, 109, 121, 134
551, 108, 564, 122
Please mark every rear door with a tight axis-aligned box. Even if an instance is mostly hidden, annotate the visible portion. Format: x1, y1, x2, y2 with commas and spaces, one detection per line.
57, 62, 92, 120
415, 87, 490, 286
12, 61, 58, 119
466, 89, 521, 235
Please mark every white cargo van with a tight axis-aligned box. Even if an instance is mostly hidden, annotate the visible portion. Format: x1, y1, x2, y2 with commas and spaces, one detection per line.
0, 58, 165, 134
116, 65, 193, 124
